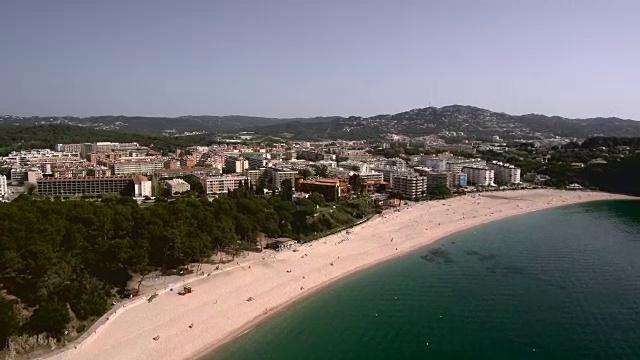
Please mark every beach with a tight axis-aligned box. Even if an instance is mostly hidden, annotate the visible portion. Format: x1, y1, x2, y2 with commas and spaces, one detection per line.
42, 190, 636, 360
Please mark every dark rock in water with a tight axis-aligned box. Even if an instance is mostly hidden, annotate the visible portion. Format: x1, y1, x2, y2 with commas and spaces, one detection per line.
465, 250, 496, 262
478, 254, 496, 262
484, 266, 498, 273
421, 247, 454, 264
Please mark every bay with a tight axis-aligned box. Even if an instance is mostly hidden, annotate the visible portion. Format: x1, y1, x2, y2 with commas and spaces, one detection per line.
207, 200, 640, 360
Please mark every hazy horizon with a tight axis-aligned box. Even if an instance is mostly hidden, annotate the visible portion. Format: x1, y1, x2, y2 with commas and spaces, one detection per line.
1, 103, 639, 121
2, 0, 639, 120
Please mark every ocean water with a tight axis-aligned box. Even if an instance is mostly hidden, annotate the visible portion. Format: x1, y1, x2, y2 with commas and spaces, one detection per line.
207, 200, 640, 360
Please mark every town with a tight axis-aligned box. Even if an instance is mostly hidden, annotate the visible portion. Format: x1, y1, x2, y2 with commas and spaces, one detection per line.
0, 138, 531, 203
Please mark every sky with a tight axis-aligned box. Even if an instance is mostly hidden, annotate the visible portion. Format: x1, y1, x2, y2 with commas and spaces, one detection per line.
1, 0, 639, 119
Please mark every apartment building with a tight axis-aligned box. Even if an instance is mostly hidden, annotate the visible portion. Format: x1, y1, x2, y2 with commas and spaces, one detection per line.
179, 157, 197, 168
420, 156, 447, 171
36, 176, 134, 196
488, 161, 521, 185
10, 168, 43, 185
315, 160, 337, 168
462, 166, 496, 186
415, 168, 467, 190
265, 168, 297, 191
0, 174, 7, 198
296, 178, 346, 202
132, 175, 152, 198
80, 142, 142, 157
425, 172, 451, 192
87, 152, 125, 164
298, 150, 330, 161
224, 156, 250, 174
3, 149, 80, 165
357, 171, 384, 183
370, 166, 396, 183
198, 175, 247, 195
55, 144, 83, 153
154, 167, 220, 179
245, 168, 267, 187
445, 158, 486, 173
390, 173, 428, 200
107, 158, 165, 175
165, 178, 191, 195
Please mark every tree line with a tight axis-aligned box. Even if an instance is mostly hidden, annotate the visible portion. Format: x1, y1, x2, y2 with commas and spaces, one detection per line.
0, 124, 217, 156
0, 186, 377, 352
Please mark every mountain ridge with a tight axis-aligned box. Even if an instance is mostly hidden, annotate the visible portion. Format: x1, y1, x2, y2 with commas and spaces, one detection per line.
2, 105, 639, 140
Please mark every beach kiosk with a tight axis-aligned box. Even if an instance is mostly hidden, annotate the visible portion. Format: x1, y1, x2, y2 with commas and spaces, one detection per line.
267, 238, 298, 251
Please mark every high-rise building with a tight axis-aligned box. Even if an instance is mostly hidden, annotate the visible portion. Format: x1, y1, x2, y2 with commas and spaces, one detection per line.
390, 173, 427, 200
488, 161, 521, 185
132, 175, 152, 198
265, 168, 297, 191
224, 156, 250, 174
425, 172, 451, 192
462, 166, 495, 186
0, 174, 8, 198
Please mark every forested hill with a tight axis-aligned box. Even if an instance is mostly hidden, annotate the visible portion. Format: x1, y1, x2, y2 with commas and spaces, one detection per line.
249, 105, 640, 141
0, 124, 213, 155
4, 106, 639, 140
0, 115, 340, 136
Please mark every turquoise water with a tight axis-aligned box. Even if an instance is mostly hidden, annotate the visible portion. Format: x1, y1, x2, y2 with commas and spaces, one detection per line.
207, 200, 640, 360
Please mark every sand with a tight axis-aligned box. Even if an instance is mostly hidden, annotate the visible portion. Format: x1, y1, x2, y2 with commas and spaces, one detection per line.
41, 190, 636, 360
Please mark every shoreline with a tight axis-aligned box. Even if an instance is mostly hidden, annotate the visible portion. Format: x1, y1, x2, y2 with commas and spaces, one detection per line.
41, 190, 638, 360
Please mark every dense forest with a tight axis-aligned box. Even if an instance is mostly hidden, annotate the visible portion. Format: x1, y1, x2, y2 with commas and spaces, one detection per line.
0, 186, 377, 354
0, 124, 216, 156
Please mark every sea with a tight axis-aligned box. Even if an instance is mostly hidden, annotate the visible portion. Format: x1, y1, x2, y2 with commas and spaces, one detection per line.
207, 200, 640, 360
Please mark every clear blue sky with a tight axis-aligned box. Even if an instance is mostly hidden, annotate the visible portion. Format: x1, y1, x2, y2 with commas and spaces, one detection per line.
1, 0, 639, 119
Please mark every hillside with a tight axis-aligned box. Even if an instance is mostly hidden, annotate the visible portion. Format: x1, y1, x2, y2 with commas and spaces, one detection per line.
249, 105, 640, 141
3, 106, 640, 141
0, 115, 339, 136
0, 124, 214, 155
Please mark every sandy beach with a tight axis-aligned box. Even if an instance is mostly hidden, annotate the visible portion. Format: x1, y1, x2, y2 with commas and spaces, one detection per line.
41, 190, 636, 360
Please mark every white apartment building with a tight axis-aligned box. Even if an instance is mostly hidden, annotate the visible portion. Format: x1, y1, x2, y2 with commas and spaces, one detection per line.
0, 174, 8, 198
340, 161, 370, 173
109, 158, 165, 175
165, 178, 191, 195
390, 173, 428, 200
445, 158, 486, 173
3, 149, 80, 165
133, 175, 152, 198
463, 166, 496, 187
488, 161, 521, 185
200, 175, 246, 195
315, 160, 337, 168
421, 157, 447, 171
80, 142, 141, 157
224, 156, 250, 174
